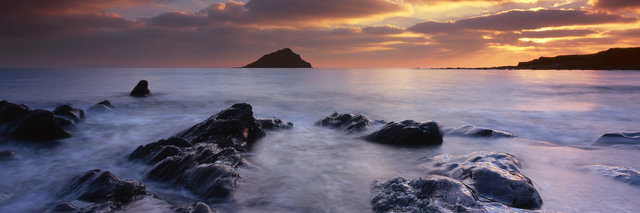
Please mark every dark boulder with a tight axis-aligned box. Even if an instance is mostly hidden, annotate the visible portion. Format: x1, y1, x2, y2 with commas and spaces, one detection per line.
242, 48, 312, 68
131, 103, 264, 201
11, 109, 71, 141
445, 125, 515, 138
88, 100, 114, 112
316, 112, 380, 133
0, 101, 71, 141
591, 132, 640, 146
53, 104, 85, 124
130, 80, 151, 97
55, 169, 146, 212
584, 165, 640, 186
362, 120, 443, 146
371, 176, 485, 213
425, 151, 543, 209
256, 117, 293, 130
0, 149, 17, 160
176, 103, 265, 148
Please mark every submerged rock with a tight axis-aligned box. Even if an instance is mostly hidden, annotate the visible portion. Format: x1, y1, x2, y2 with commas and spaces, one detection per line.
53, 104, 85, 125
242, 48, 312, 68
362, 120, 443, 146
445, 125, 515, 138
130, 103, 265, 201
0, 149, 17, 160
55, 169, 146, 212
88, 100, 114, 112
256, 117, 293, 130
591, 132, 640, 146
130, 80, 151, 97
584, 165, 640, 186
0, 100, 71, 141
316, 112, 380, 133
425, 151, 543, 209
371, 176, 484, 213
175, 202, 216, 213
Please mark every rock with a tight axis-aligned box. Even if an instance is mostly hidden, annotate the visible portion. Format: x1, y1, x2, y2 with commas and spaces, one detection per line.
316, 112, 380, 133
584, 165, 640, 186
513, 47, 640, 70
445, 125, 515, 138
131, 103, 264, 201
256, 117, 293, 130
88, 100, 114, 112
176, 103, 265, 148
0, 149, 17, 160
130, 80, 151, 97
53, 104, 85, 124
425, 151, 543, 209
11, 109, 71, 141
0, 100, 71, 141
591, 132, 640, 146
175, 202, 216, 213
242, 48, 312, 68
371, 176, 485, 213
55, 169, 146, 213
362, 120, 443, 146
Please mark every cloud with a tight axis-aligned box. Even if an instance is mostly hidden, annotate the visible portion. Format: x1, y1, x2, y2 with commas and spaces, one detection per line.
362, 26, 405, 34
590, 0, 640, 11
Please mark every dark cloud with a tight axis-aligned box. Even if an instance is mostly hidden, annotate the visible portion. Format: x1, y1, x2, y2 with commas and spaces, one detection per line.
517, 29, 599, 38
362, 26, 405, 34
407, 21, 460, 34
0, 0, 158, 15
146, 12, 212, 28
591, 0, 640, 11
244, 0, 404, 21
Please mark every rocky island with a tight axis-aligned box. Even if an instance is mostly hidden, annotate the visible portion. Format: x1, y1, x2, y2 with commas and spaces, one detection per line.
242, 48, 312, 68
501, 47, 640, 70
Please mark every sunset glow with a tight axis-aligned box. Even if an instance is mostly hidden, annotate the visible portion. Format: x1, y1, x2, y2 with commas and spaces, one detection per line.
0, 0, 639, 67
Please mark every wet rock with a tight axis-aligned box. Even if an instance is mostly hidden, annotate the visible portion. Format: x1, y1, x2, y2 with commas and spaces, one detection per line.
445, 125, 515, 138
55, 169, 146, 212
175, 202, 216, 213
585, 165, 640, 186
0, 101, 71, 141
131, 103, 264, 201
11, 109, 71, 141
371, 176, 484, 213
88, 100, 114, 112
50, 202, 79, 213
363, 120, 443, 146
53, 104, 85, 124
130, 80, 151, 97
176, 103, 265, 148
591, 132, 640, 146
0, 149, 17, 160
316, 112, 381, 133
256, 117, 293, 130
425, 151, 543, 209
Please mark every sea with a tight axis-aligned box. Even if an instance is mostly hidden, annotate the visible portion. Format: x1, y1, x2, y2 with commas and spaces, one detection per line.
0, 68, 639, 212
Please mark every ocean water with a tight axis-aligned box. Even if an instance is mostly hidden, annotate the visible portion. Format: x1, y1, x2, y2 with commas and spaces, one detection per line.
0, 68, 639, 212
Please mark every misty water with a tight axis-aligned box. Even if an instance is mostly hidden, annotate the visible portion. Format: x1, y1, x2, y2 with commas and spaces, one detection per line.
1, 68, 640, 212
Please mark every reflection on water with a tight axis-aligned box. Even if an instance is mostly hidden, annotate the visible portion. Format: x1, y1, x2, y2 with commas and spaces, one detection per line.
0, 68, 639, 212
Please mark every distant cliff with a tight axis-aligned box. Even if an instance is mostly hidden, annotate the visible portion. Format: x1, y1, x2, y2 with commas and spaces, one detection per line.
243, 48, 312, 68
512, 47, 640, 70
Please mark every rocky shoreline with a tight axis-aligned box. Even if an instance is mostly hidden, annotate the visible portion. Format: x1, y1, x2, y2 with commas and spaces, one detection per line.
1, 80, 639, 212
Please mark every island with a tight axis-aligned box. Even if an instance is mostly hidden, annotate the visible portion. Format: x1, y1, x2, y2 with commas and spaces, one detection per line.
242, 48, 312, 68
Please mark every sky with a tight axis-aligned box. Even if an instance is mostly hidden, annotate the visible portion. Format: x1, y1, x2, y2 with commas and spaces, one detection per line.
0, 0, 639, 68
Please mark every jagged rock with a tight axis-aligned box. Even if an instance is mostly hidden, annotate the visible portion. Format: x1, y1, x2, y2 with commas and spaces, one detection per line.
591, 132, 640, 146
55, 169, 146, 212
363, 120, 443, 146
425, 151, 543, 209
0, 100, 71, 141
130, 80, 151, 97
316, 112, 380, 133
53, 104, 85, 125
445, 125, 515, 138
371, 176, 485, 213
242, 48, 312, 68
256, 117, 293, 130
176, 103, 265, 148
584, 165, 640, 186
131, 103, 264, 201
0, 149, 17, 160
88, 100, 114, 112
